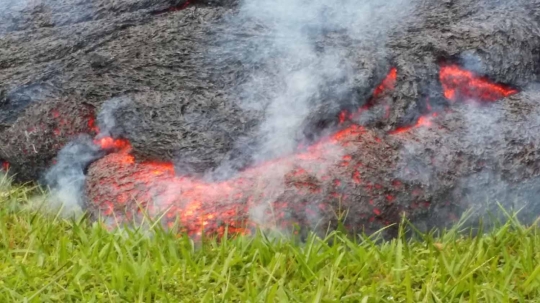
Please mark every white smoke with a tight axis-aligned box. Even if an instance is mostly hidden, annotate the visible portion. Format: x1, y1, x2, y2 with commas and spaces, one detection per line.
42, 136, 102, 217
42, 98, 130, 218
205, 0, 418, 232
95, 96, 131, 138
232, 0, 416, 162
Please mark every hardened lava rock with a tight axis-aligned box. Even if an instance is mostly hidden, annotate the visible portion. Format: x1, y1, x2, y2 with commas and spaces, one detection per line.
0, 0, 191, 33
384, 0, 540, 128
4, 0, 540, 172
0, 97, 97, 182
111, 91, 260, 175
85, 87, 540, 237
85, 126, 407, 237
0, 3, 233, 127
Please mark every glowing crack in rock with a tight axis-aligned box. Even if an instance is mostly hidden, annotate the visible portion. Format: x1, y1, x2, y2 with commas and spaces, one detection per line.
85, 64, 519, 238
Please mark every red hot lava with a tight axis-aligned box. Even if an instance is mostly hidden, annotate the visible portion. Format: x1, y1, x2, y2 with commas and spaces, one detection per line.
339, 67, 398, 124
87, 68, 414, 237
94, 137, 131, 150
389, 115, 435, 135
86, 64, 519, 238
373, 67, 398, 99
87, 124, 399, 238
439, 64, 518, 102
391, 64, 518, 134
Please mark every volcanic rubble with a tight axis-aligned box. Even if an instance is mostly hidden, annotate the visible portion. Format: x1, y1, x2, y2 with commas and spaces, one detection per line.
1, 0, 540, 237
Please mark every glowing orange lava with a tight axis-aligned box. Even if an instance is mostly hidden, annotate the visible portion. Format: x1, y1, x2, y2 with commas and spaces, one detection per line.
87, 64, 520, 238
87, 67, 406, 237
94, 137, 131, 150
390, 115, 435, 135
88, 117, 99, 133
339, 67, 398, 124
440, 64, 518, 102
373, 67, 398, 99
89, 124, 375, 237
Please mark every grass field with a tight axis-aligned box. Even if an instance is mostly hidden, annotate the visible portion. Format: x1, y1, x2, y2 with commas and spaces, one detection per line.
1, 174, 540, 302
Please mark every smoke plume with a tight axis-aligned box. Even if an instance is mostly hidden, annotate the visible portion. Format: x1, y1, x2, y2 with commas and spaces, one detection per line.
42, 97, 130, 217
228, 0, 415, 163
199, 0, 417, 232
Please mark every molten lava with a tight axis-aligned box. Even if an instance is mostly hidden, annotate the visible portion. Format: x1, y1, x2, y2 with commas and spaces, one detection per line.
86, 68, 410, 238
86, 64, 519, 238
390, 115, 435, 135
94, 137, 131, 151
439, 64, 518, 102
373, 67, 398, 99
338, 67, 398, 124
87, 124, 395, 238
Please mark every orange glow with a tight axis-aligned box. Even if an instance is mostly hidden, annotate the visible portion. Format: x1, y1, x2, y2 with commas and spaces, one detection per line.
440, 64, 518, 102
87, 67, 407, 237
89, 122, 373, 238
87, 64, 521, 238
340, 67, 398, 124
373, 67, 397, 99
338, 110, 348, 124
88, 117, 99, 133
94, 137, 131, 150
389, 115, 434, 135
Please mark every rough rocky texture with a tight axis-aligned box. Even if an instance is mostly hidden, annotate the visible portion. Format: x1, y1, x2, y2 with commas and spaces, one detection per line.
85, 87, 540, 237
3, 0, 540, 177
2, 0, 540, 235
0, 97, 97, 182
0, 2, 242, 178
0, 0, 190, 34
393, 88, 540, 226
384, 0, 540, 129
0, 0, 393, 176
112, 91, 260, 175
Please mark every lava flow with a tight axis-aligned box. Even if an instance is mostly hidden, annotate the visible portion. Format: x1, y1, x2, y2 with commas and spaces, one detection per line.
87, 124, 388, 238
373, 67, 398, 100
339, 67, 398, 123
85, 64, 519, 238
439, 64, 518, 102
390, 64, 518, 134
389, 115, 435, 135
86, 68, 409, 237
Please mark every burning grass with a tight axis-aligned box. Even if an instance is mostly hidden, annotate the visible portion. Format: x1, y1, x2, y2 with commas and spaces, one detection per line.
1, 177, 540, 301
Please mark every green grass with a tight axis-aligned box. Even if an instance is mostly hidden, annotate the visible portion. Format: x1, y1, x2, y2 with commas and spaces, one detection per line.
1, 174, 540, 302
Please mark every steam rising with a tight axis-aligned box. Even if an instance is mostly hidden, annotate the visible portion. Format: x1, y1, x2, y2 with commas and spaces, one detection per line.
32, 0, 540, 232
205, 0, 417, 231
43, 136, 102, 217
229, 0, 415, 162
43, 98, 129, 217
